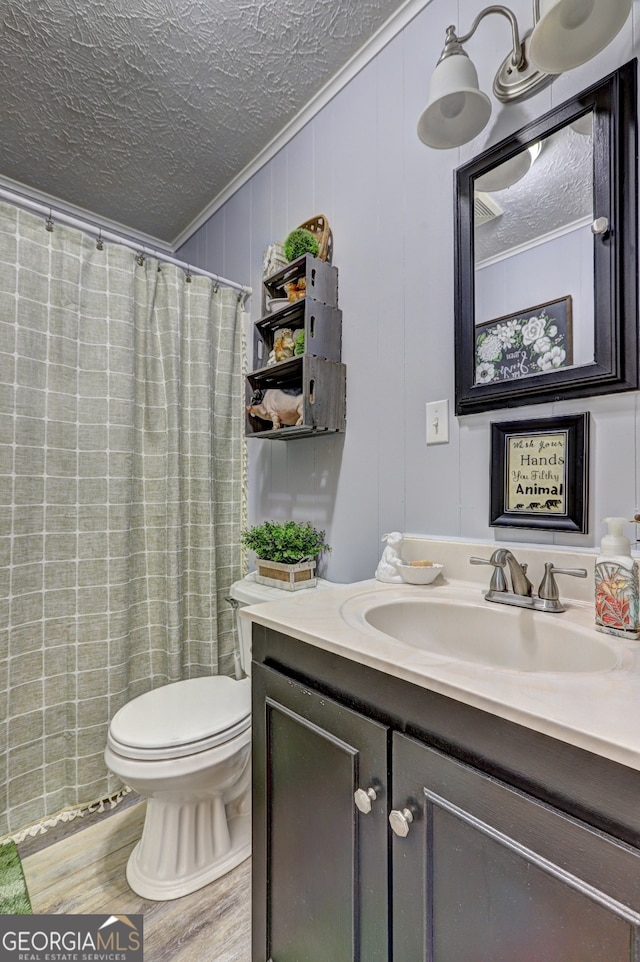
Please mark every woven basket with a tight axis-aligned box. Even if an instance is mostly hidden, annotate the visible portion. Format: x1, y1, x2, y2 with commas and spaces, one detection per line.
298, 215, 333, 264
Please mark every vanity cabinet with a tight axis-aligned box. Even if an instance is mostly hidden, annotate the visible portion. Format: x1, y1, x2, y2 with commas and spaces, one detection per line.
252, 662, 389, 962
252, 627, 640, 962
392, 733, 640, 962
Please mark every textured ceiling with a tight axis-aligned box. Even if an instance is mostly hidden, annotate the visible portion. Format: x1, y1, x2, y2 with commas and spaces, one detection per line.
1, 0, 411, 246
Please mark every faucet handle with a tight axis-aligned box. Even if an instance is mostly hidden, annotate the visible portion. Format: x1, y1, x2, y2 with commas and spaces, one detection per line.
469, 556, 507, 592
538, 563, 588, 604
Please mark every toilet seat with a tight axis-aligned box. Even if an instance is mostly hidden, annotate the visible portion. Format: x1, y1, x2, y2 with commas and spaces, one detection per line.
108, 676, 251, 761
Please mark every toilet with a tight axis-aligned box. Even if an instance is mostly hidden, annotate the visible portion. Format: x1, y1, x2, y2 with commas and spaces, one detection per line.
104, 572, 328, 901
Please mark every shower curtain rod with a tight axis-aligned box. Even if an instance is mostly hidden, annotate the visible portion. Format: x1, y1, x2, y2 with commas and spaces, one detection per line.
0, 186, 252, 301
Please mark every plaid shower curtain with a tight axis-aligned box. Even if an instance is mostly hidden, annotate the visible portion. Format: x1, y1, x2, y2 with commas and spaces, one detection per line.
0, 202, 246, 836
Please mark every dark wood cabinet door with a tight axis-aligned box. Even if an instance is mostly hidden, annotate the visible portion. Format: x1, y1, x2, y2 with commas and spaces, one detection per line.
252, 663, 389, 962
392, 732, 640, 962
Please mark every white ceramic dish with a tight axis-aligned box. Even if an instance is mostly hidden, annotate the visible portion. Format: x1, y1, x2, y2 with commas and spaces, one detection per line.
397, 562, 444, 585
267, 297, 289, 313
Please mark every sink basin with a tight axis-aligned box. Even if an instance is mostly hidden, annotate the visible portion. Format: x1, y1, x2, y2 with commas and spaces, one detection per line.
361, 598, 619, 673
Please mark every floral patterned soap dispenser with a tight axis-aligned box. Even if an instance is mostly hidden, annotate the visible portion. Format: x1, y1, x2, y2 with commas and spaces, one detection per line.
594, 517, 639, 640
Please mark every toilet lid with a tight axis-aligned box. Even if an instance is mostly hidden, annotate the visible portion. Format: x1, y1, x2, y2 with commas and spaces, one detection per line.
108, 676, 251, 760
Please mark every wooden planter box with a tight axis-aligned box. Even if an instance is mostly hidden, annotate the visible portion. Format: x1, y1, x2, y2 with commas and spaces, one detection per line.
255, 559, 317, 591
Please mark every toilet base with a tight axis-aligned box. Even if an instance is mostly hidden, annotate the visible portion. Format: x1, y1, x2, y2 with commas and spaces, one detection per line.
126, 795, 251, 900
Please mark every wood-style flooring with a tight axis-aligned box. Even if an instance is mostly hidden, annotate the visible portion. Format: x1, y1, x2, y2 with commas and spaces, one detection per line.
19, 800, 251, 962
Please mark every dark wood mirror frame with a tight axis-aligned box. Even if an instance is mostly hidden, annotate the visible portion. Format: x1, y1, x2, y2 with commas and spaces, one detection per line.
455, 60, 638, 416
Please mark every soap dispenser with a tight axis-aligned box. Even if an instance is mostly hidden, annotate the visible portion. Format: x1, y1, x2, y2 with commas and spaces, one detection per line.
594, 517, 639, 640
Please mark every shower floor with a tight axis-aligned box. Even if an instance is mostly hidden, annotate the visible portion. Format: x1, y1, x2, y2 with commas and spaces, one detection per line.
19, 799, 251, 962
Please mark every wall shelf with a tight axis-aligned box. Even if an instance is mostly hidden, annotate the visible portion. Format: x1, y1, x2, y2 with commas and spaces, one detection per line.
262, 253, 339, 311
253, 298, 342, 367
246, 249, 346, 440
246, 355, 346, 439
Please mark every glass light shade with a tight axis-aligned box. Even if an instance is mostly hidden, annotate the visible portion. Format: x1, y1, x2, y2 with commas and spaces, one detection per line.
417, 52, 492, 149
529, 0, 631, 73
570, 111, 593, 136
475, 143, 542, 191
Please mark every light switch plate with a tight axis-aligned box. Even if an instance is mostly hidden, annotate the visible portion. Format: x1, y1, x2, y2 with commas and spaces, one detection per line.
426, 399, 449, 444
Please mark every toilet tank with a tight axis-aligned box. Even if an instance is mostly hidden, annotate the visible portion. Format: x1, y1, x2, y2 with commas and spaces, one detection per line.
229, 572, 333, 676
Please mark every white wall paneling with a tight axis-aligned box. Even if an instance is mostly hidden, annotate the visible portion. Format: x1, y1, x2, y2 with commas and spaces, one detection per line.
179, 0, 640, 583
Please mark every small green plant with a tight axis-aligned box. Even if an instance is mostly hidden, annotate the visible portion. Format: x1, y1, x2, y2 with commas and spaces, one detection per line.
294, 330, 305, 355
284, 228, 319, 262
241, 520, 330, 563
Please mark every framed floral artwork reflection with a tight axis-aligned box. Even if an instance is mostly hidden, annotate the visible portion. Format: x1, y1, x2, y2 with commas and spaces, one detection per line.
475, 295, 573, 386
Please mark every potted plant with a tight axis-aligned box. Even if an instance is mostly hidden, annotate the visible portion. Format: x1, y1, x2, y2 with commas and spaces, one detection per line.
241, 520, 330, 590
283, 228, 319, 262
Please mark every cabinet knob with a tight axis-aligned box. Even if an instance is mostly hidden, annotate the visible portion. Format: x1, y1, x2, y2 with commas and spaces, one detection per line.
389, 807, 414, 837
591, 216, 609, 235
354, 787, 377, 814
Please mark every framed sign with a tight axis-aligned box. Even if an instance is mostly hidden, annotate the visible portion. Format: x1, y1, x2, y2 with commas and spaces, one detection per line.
475, 296, 573, 386
490, 413, 589, 532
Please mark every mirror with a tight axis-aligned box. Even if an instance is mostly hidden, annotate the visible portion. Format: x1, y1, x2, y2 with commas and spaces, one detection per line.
454, 60, 637, 416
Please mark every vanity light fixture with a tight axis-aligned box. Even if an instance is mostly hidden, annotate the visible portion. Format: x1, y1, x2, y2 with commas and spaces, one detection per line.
417, 0, 632, 150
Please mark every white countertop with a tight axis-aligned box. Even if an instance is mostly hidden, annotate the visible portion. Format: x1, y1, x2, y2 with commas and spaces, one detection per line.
242, 576, 640, 773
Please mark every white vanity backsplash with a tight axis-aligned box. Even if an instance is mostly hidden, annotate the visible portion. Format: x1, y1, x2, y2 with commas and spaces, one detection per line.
400, 535, 639, 606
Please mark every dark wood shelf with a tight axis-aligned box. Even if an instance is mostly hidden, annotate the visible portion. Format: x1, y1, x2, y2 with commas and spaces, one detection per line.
253, 298, 342, 366
246, 356, 346, 438
248, 252, 345, 440
262, 253, 338, 310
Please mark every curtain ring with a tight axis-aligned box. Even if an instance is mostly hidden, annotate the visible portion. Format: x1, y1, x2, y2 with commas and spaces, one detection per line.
45, 209, 54, 232
185, 266, 192, 283
96, 230, 104, 251
213, 282, 220, 294
136, 250, 145, 267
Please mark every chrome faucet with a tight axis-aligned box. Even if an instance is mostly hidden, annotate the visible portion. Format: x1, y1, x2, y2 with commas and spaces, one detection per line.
492, 548, 533, 598
536, 562, 588, 612
470, 551, 587, 612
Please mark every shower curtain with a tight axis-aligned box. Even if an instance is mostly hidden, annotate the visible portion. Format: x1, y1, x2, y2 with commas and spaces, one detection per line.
0, 202, 247, 837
